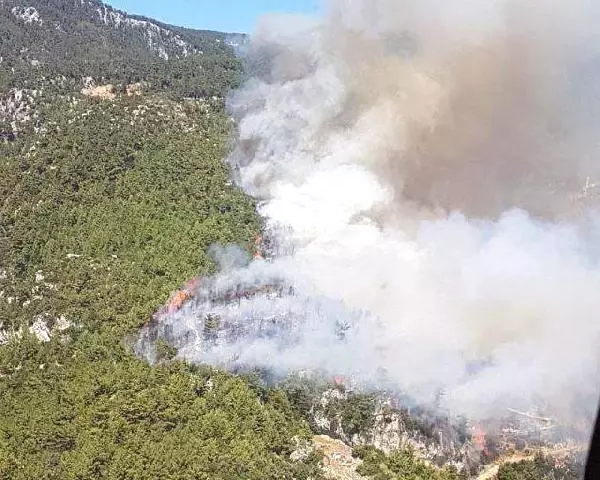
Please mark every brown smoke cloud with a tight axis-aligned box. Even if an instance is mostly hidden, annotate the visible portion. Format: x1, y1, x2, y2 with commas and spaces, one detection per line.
303, 0, 600, 220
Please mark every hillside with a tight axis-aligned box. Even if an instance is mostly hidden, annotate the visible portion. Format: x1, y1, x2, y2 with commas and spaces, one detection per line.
0, 0, 243, 98
0, 3, 589, 480
0, 2, 329, 479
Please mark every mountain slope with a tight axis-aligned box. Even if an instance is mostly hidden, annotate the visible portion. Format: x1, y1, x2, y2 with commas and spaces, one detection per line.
0, 3, 586, 480
0, 3, 327, 480
0, 0, 243, 97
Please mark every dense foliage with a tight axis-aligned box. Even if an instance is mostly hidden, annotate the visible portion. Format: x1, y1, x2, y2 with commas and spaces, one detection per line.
0, 338, 323, 480
0, 94, 259, 334
0, 3, 327, 478
0, 89, 327, 478
0, 0, 243, 98
496, 454, 584, 480
353, 445, 466, 480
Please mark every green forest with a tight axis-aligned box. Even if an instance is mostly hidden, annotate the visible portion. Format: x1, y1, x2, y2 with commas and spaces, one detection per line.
0, 1, 320, 477
0, 56, 322, 480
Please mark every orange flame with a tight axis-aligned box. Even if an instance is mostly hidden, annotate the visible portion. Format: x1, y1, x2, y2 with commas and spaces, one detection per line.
163, 277, 202, 314
167, 290, 188, 314
254, 234, 264, 259
472, 424, 489, 456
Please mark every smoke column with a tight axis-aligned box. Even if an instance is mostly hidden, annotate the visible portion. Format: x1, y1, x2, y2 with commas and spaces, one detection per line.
153, 0, 600, 427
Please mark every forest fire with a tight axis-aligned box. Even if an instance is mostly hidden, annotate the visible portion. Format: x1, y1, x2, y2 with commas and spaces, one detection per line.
137, 261, 588, 472
156, 276, 203, 316
254, 235, 263, 259
472, 424, 490, 458
133, 260, 592, 480
151, 234, 265, 319
131, 0, 600, 476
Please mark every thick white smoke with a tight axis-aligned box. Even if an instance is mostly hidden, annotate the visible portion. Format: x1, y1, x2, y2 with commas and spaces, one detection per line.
162, 0, 600, 427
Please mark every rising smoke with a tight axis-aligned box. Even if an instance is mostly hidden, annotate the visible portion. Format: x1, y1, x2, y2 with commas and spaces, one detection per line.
148, 0, 600, 427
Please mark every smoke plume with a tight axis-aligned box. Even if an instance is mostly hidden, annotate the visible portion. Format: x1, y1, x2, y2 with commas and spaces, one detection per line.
149, 0, 600, 428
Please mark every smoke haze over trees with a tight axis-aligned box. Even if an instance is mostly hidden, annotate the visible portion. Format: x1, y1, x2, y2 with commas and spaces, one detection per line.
154, 0, 600, 431
1, 1, 598, 479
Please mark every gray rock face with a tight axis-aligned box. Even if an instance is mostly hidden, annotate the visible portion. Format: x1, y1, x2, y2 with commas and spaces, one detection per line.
2, 0, 204, 59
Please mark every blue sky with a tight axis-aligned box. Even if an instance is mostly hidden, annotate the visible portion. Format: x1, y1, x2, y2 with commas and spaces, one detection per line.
107, 0, 320, 34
